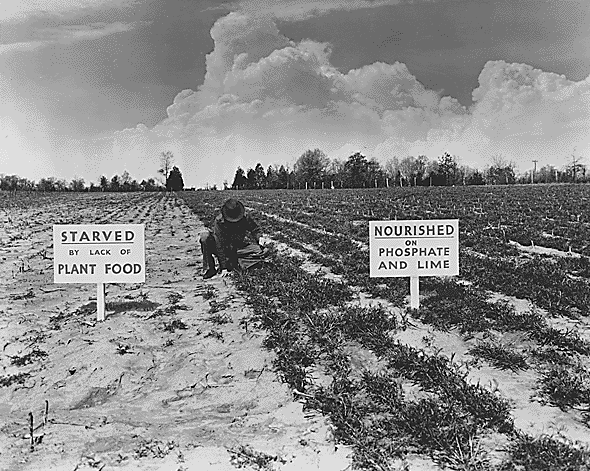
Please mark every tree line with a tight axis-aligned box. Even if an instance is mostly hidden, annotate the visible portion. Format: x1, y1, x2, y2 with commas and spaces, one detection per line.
0, 152, 186, 192
230, 149, 588, 190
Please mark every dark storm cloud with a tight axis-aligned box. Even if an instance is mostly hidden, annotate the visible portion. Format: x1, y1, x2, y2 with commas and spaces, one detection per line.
1, 0, 231, 136
276, 0, 590, 105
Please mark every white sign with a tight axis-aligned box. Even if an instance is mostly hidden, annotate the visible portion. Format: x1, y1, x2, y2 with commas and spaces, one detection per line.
369, 219, 459, 278
53, 224, 145, 283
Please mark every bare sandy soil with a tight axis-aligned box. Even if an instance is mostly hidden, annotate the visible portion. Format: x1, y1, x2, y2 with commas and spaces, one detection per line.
0, 193, 351, 471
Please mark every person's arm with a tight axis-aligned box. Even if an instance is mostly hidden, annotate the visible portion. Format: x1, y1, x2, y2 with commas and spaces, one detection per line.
245, 214, 261, 245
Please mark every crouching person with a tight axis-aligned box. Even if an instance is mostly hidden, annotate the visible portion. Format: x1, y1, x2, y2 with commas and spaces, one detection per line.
200, 198, 265, 279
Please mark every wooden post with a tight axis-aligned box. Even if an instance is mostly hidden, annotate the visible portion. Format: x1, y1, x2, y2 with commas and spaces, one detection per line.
410, 276, 420, 310
29, 412, 34, 452
97, 283, 105, 321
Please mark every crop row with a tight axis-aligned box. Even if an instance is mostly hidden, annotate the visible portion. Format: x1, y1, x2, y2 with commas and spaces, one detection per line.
250, 202, 590, 412
240, 186, 590, 257
181, 192, 590, 471
233, 189, 590, 320
190, 191, 590, 364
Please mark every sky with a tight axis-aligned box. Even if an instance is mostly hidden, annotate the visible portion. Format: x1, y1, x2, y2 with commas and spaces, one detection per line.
1, 0, 589, 188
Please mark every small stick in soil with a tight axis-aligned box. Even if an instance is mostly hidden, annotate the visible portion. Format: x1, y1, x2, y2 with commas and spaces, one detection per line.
43, 400, 49, 428
293, 389, 313, 398
256, 366, 266, 380
29, 412, 34, 452
40, 287, 66, 293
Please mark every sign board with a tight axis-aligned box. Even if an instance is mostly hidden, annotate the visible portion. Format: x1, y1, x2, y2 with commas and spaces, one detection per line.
369, 219, 459, 278
53, 224, 145, 283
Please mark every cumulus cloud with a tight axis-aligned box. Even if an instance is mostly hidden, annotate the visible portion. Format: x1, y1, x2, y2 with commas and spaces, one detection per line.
110, 12, 590, 186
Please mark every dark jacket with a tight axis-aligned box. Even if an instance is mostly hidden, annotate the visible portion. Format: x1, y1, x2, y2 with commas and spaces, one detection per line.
211, 213, 261, 270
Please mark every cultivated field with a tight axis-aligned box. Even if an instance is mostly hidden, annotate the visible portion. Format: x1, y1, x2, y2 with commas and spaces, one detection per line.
1, 185, 590, 470
0, 192, 348, 471
182, 184, 590, 470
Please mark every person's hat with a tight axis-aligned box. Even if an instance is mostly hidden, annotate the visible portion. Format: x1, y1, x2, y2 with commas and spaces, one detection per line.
221, 198, 245, 223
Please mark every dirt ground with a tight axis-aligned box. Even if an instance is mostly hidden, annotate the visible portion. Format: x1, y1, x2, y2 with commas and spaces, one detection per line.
0, 194, 352, 471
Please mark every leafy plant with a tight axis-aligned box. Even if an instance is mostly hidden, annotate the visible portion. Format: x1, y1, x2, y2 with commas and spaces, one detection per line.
115, 344, 133, 355
500, 433, 590, 471
10, 348, 48, 366
204, 329, 224, 341
0, 372, 30, 387
203, 286, 217, 300
167, 292, 183, 305
537, 362, 590, 410
207, 312, 232, 324
229, 445, 285, 470
162, 319, 188, 332
469, 341, 529, 372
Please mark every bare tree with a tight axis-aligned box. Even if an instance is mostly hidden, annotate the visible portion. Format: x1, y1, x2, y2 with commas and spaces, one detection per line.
569, 148, 585, 183
399, 156, 428, 186
158, 151, 174, 185
486, 154, 516, 185
384, 157, 400, 179
490, 153, 508, 169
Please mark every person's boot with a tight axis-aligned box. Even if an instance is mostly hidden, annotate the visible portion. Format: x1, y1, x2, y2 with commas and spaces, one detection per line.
201, 235, 217, 279
202, 259, 217, 279
203, 268, 217, 279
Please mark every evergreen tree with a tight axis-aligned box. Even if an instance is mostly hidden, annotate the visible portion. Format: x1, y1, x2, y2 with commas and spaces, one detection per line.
266, 165, 279, 189
254, 163, 267, 189
110, 175, 120, 192
167, 166, 184, 191
278, 165, 290, 188
246, 168, 256, 189
99, 175, 109, 192
232, 167, 247, 189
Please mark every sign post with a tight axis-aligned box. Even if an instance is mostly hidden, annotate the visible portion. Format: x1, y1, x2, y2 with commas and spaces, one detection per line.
97, 283, 106, 322
369, 220, 459, 309
53, 224, 145, 321
410, 276, 419, 310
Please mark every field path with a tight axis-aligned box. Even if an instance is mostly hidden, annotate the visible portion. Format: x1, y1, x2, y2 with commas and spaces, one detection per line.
0, 193, 351, 471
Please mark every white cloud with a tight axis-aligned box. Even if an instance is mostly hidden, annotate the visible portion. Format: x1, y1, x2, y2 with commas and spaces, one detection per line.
192, 12, 292, 109
107, 12, 590, 187
32, 21, 140, 41
0, 1, 143, 53
0, 0, 137, 23
0, 40, 46, 54
230, 0, 404, 21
